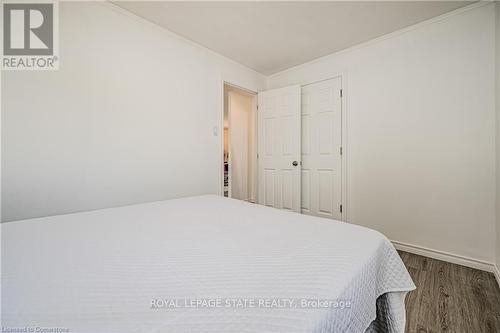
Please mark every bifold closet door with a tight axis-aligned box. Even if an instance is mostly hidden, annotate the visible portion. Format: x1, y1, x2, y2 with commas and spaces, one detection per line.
257, 85, 301, 212
301, 78, 342, 220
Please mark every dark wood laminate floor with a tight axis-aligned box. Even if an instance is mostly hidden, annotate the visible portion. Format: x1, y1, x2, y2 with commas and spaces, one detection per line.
398, 251, 500, 333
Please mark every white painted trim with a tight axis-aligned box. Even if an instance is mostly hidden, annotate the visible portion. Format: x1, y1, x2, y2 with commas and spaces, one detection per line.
227, 92, 233, 198
340, 73, 348, 223
220, 80, 258, 198
268, 1, 493, 79
392, 240, 497, 274
251, 94, 258, 204
219, 77, 225, 197
225, 82, 259, 96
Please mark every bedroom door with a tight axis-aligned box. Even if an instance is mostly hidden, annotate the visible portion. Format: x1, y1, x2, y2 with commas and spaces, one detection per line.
257, 85, 301, 212
301, 78, 342, 220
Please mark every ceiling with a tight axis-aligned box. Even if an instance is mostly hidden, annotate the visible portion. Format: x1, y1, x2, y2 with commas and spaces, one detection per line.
116, 1, 473, 75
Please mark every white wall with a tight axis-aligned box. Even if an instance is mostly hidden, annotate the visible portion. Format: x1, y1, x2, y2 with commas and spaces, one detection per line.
268, 4, 497, 263
1, 2, 266, 221
496, 2, 500, 269
2, 2, 497, 266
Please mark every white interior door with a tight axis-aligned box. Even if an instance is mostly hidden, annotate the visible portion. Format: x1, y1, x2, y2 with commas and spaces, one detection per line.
258, 85, 301, 212
301, 78, 343, 220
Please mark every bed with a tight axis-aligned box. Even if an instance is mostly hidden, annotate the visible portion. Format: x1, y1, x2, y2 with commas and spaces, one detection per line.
2, 195, 415, 333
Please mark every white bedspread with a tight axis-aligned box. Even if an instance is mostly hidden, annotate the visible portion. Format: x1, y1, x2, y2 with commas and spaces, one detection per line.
2, 195, 415, 333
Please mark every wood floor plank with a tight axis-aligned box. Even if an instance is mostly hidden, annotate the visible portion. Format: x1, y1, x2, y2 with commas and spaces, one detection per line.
398, 251, 500, 333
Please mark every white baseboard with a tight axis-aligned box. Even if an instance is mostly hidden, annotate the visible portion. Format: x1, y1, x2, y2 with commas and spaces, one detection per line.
391, 240, 496, 274
494, 264, 500, 289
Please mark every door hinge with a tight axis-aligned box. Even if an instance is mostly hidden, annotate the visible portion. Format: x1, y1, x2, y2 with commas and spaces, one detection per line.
340, 89, 343, 98
340, 204, 343, 213
340, 146, 343, 155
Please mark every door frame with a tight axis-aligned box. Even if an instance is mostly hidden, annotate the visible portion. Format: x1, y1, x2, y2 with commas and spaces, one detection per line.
219, 80, 258, 201
300, 73, 348, 222
218, 74, 347, 222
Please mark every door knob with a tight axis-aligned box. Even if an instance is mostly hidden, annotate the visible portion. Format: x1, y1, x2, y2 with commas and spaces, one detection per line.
292, 161, 299, 166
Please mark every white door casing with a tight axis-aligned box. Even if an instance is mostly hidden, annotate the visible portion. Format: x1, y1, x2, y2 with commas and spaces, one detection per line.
301, 78, 343, 220
257, 85, 301, 212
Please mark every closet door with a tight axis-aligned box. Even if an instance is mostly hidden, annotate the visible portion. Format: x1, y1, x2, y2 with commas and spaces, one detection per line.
257, 85, 301, 212
301, 78, 342, 220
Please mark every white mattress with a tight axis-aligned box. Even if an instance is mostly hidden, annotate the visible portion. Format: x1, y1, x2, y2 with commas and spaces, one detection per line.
2, 195, 415, 333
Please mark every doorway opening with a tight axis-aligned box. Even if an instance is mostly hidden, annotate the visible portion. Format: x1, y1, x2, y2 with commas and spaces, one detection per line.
223, 83, 257, 202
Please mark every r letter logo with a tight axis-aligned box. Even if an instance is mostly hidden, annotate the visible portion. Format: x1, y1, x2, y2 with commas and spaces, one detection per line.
2, 2, 59, 70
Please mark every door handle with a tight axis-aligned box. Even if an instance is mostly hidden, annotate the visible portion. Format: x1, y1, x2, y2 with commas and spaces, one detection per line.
292, 161, 299, 167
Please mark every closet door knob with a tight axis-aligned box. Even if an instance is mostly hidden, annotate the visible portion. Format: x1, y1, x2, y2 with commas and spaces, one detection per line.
292, 161, 298, 167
